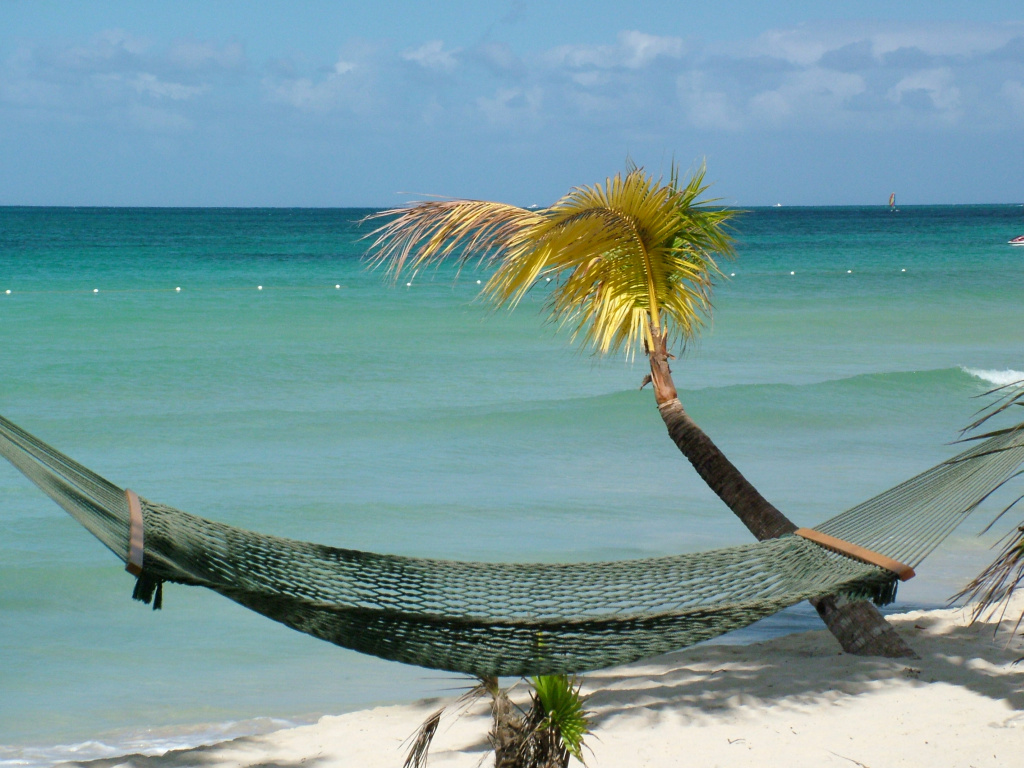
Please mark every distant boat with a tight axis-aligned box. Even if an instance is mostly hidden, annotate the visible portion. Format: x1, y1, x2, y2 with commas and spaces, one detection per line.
888, 193, 898, 212
1010, 235, 1024, 246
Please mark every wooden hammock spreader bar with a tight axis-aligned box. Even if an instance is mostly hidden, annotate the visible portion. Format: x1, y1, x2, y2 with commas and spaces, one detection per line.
795, 528, 916, 582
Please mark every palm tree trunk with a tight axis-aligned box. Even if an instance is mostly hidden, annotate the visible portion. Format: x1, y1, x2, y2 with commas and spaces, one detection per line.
647, 328, 916, 658
483, 676, 524, 768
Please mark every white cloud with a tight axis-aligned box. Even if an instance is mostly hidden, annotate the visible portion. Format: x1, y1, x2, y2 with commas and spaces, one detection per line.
5, 18, 1024, 205
0, 29, 241, 133
262, 63, 374, 115
666, 23, 1024, 132
167, 40, 245, 71
402, 40, 459, 73
0, 53, 63, 108
128, 104, 194, 132
870, 25, 1022, 60
264, 76, 337, 111
59, 29, 152, 70
753, 26, 848, 67
546, 42, 602, 70
476, 86, 543, 126
473, 42, 522, 76
547, 30, 683, 70
571, 71, 607, 88
261, 52, 366, 112
752, 22, 1024, 66
886, 68, 961, 113
4, 20, 1022, 147
750, 68, 867, 124
117, 72, 209, 100
678, 72, 741, 131
619, 30, 684, 69
500, 23, 1022, 134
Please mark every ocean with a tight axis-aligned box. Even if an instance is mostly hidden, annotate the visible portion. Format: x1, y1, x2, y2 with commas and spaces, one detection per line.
1, 204, 1023, 765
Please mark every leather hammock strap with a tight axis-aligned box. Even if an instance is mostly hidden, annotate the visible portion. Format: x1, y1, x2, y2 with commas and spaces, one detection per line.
125, 489, 144, 576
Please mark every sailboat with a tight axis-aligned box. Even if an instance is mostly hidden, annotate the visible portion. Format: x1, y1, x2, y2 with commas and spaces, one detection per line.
888, 193, 898, 212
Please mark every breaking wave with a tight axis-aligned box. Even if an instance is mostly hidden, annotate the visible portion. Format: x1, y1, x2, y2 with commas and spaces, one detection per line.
961, 368, 1024, 389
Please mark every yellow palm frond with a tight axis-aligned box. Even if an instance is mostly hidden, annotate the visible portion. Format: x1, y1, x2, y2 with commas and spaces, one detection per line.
365, 200, 544, 280
485, 165, 734, 355
366, 164, 736, 357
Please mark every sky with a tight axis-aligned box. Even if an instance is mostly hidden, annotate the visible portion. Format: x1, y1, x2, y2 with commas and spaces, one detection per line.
1, 1, 1022, 207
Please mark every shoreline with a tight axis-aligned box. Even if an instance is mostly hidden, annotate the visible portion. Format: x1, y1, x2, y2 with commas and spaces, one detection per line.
0, 600, 934, 765
40, 597, 1024, 768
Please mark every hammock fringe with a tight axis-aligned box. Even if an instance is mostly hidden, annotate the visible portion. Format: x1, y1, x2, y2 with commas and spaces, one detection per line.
131, 572, 164, 610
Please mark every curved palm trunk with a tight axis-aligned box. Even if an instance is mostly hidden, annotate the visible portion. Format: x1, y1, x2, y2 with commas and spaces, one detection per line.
647, 329, 916, 658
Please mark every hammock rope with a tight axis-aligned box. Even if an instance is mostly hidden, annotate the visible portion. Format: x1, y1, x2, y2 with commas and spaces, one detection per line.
3, 413, 1023, 676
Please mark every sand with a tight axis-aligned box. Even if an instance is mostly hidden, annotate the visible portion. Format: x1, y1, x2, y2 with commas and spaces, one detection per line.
68, 597, 1024, 768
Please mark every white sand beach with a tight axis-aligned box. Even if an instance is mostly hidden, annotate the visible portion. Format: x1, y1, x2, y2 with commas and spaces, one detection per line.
66, 596, 1024, 768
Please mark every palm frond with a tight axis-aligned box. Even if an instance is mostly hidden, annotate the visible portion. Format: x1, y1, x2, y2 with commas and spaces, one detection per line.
401, 677, 492, 768
364, 164, 737, 358
529, 674, 590, 764
486, 166, 735, 356
961, 378, 1024, 437
953, 522, 1024, 634
955, 382, 1024, 637
402, 706, 445, 768
365, 200, 543, 280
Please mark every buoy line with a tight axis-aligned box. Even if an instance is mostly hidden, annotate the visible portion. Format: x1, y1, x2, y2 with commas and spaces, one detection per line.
0, 285, 357, 296
0, 270, 925, 297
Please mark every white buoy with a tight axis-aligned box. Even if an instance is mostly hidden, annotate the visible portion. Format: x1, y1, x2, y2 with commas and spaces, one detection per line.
406, 282, 412, 287
4, 289, 10, 295
847, 270, 852, 274
93, 288, 99, 293
901, 268, 906, 272
790, 271, 795, 276
730, 272, 735, 277
476, 280, 481, 284
258, 285, 263, 291
175, 287, 181, 292
335, 284, 340, 289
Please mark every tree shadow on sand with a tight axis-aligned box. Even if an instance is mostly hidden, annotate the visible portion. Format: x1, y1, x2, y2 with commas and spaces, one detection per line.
581, 611, 1024, 728
67, 741, 330, 768
62, 610, 1024, 766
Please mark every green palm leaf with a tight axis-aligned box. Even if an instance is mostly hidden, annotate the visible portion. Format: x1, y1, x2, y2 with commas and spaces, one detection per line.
530, 674, 590, 763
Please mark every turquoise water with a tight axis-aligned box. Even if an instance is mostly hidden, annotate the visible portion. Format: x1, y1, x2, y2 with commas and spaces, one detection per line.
2, 205, 1023, 764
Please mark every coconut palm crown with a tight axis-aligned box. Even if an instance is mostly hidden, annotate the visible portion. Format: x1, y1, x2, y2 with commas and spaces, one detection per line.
368, 163, 735, 359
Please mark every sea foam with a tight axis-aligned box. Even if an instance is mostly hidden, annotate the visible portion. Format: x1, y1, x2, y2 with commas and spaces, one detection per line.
0, 717, 300, 768
961, 368, 1024, 388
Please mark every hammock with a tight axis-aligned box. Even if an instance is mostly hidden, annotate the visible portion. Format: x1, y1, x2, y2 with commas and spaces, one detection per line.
2, 413, 1023, 677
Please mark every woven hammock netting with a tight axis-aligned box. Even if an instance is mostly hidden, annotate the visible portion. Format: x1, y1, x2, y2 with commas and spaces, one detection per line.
3, 413, 1024, 677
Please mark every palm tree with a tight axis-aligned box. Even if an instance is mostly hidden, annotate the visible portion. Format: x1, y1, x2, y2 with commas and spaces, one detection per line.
367, 163, 913, 657
404, 674, 590, 768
